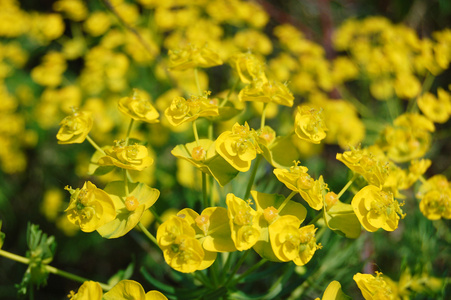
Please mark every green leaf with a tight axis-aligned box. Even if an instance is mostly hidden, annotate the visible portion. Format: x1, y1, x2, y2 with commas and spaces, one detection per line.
0, 220, 4, 250
323, 201, 361, 239
108, 260, 135, 287
206, 103, 243, 122
206, 154, 240, 186
261, 136, 299, 169
88, 149, 115, 176
17, 223, 57, 295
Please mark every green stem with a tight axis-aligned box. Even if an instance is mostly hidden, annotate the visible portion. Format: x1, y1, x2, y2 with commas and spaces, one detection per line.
220, 77, 240, 107
86, 135, 106, 155
193, 121, 200, 146
224, 249, 251, 287
220, 252, 235, 283
193, 271, 213, 289
137, 222, 159, 248
194, 68, 202, 96
308, 212, 324, 225
0, 250, 111, 291
229, 258, 267, 287
202, 172, 208, 209
261, 103, 268, 129
150, 206, 163, 224
337, 173, 358, 199
243, 155, 262, 200
125, 118, 135, 146
278, 191, 298, 212
123, 169, 129, 196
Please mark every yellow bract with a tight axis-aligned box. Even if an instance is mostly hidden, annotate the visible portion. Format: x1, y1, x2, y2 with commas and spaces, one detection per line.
56, 109, 93, 144
352, 185, 405, 232
269, 215, 318, 266
118, 89, 159, 124
294, 105, 327, 144
64, 181, 116, 232
98, 142, 153, 171
157, 215, 209, 273
168, 44, 223, 71
378, 113, 435, 163
273, 162, 324, 210
417, 88, 451, 124
164, 92, 219, 127
336, 146, 390, 188
238, 79, 294, 107
354, 272, 396, 300
230, 52, 267, 84
226, 193, 260, 251
68, 281, 102, 300
416, 175, 451, 220
215, 122, 261, 172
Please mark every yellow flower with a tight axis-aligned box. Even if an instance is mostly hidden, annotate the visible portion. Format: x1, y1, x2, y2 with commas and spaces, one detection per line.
252, 191, 307, 262
229, 52, 267, 84
64, 181, 116, 232
68, 281, 102, 300
177, 207, 237, 253
83, 11, 111, 37
315, 281, 350, 300
354, 272, 396, 300
98, 141, 153, 171
352, 185, 405, 232
238, 80, 294, 107
273, 162, 324, 210
168, 44, 223, 71
118, 89, 159, 124
157, 216, 205, 273
417, 89, 451, 124
226, 193, 261, 251
215, 122, 262, 172
31, 51, 67, 87
269, 215, 318, 266
56, 109, 93, 144
164, 92, 219, 127
378, 113, 435, 163
416, 175, 451, 220
336, 146, 390, 188
294, 106, 327, 144
103, 280, 168, 300
97, 182, 160, 239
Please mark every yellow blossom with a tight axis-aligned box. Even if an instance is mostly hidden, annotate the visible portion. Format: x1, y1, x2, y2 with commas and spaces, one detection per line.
118, 89, 159, 123
68, 281, 102, 300
352, 185, 405, 232
98, 141, 153, 171
273, 162, 324, 210
56, 109, 93, 144
238, 80, 294, 107
103, 280, 168, 300
294, 106, 327, 144
230, 52, 267, 84
157, 216, 205, 273
269, 215, 318, 266
354, 272, 396, 300
168, 44, 223, 70
164, 91, 219, 127
64, 181, 116, 232
416, 175, 451, 220
336, 146, 390, 188
378, 113, 435, 163
417, 89, 451, 124
226, 193, 261, 251
215, 122, 262, 172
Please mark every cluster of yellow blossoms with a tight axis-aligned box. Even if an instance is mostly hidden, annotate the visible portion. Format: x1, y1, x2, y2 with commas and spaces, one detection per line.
1, 0, 450, 299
